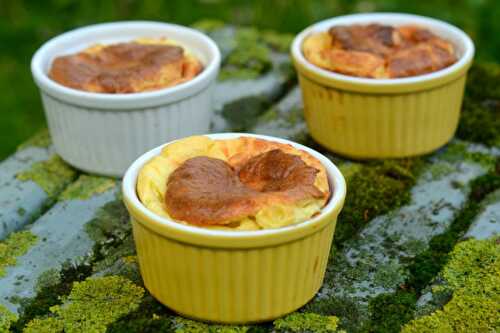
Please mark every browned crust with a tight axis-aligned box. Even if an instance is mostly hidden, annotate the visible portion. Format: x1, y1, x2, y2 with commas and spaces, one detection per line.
303, 24, 457, 78
165, 147, 328, 226
49, 40, 203, 93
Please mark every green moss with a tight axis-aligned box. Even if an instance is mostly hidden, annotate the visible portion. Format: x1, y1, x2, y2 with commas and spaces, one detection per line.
402, 237, 500, 333
17, 207, 26, 217
59, 175, 115, 201
456, 62, 500, 146
174, 317, 250, 333
219, 28, 272, 81
457, 97, 500, 147
372, 260, 407, 289
85, 198, 129, 243
273, 313, 345, 333
334, 159, 422, 245
34, 269, 61, 293
440, 142, 496, 169
337, 163, 362, 182
16, 196, 141, 332
402, 238, 427, 257
257, 107, 279, 122
191, 19, 226, 32
12, 261, 94, 332
92, 235, 137, 275
16, 155, 77, 198
464, 62, 500, 100
303, 296, 365, 333
440, 237, 499, 295
0, 231, 37, 277
367, 291, 417, 333
407, 159, 500, 292
17, 129, 51, 151
218, 26, 293, 80
427, 162, 456, 181
24, 276, 144, 333
106, 295, 175, 333
84, 198, 135, 275
261, 30, 294, 52
0, 304, 17, 333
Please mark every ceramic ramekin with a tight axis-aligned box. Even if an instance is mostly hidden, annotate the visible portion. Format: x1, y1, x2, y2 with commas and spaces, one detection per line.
31, 21, 221, 177
292, 13, 475, 158
122, 133, 346, 323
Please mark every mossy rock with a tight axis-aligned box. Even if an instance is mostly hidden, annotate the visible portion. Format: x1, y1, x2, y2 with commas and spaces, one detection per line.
1, 23, 500, 333
402, 237, 500, 333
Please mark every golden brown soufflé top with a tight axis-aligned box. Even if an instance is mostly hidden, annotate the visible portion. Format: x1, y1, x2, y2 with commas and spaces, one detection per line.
49, 38, 203, 93
302, 24, 457, 78
137, 136, 331, 231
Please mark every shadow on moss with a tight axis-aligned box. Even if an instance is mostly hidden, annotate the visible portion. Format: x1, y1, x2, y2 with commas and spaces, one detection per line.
367, 291, 416, 333
457, 63, 500, 146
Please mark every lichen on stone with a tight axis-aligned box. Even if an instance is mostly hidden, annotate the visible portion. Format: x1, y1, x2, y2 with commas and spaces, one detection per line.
12, 261, 94, 331
59, 175, 115, 201
0, 230, 37, 278
92, 236, 137, 277
85, 199, 133, 273
372, 260, 407, 289
24, 276, 144, 333
174, 317, 250, 333
407, 160, 500, 292
273, 312, 345, 333
440, 142, 496, 169
85, 197, 129, 242
0, 303, 17, 333
16, 155, 76, 198
402, 237, 500, 333
17, 129, 51, 151
426, 162, 456, 181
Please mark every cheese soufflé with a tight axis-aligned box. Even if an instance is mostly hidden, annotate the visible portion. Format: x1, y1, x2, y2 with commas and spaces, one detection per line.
137, 136, 331, 231
49, 38, 203, 93
302, 24, 457, 78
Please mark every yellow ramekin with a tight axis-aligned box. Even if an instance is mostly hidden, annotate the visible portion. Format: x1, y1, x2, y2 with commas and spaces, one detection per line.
291, 13, 475, 158
122, 133, 346, 323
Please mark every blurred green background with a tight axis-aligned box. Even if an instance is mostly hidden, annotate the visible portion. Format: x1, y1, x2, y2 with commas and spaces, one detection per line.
1, 0, 499, 160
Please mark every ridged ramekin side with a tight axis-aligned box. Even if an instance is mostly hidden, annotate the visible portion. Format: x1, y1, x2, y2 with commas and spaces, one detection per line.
132, 217, 336, 324
298, 74, 467, 158
41, 84, 213, 177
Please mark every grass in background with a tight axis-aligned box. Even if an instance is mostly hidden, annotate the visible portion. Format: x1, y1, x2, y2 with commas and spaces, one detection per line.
1, 0, 499, 160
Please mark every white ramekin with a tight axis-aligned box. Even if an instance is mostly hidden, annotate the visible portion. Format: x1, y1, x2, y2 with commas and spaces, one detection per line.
31, 21, 221, 177
291, 13, 475, 158
122, 133, 346, 323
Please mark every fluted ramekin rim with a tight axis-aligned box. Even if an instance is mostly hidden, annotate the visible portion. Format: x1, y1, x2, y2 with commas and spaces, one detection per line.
122, 133, 346, 248
291, 13, 474, 92
31, 21, 221, 109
